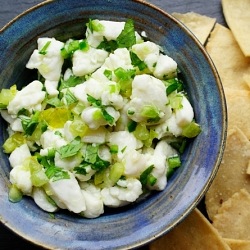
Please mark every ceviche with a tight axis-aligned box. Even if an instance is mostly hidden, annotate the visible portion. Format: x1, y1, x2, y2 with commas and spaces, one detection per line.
0, 19, 200, 218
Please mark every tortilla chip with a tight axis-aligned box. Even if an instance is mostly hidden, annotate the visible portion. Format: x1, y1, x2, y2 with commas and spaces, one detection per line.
149, 208, 230, 250
243, 73, 250, 89
224, 238, 250, 250
206, 23, 250, 90
205, 127, 250, 221
172, 12, 216, 44
222, 0, 250, 57
213, 189, 250, 240
224, 87, 250, 139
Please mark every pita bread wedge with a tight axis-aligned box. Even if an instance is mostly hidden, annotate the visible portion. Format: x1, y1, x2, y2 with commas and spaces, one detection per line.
149, 208, 230, 250
206, 24, 250, 90
224, 238, 250, 250
205, 127, 250, 221
213, 189, 250, 240
224, 87, 250, 139
172, 12, 216, 44
222, 0, 250, 56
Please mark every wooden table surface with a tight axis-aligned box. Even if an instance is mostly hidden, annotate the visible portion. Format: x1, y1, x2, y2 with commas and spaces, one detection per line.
0, 0, 225, 249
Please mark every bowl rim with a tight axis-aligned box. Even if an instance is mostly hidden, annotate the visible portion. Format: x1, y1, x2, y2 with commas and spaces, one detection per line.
0, 0, 227, 249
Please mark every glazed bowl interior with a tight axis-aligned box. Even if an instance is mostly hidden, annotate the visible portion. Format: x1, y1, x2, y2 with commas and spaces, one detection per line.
0, 0, 227, 249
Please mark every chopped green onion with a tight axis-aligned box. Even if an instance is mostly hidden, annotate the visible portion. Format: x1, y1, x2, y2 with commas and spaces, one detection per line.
68, 40, 80, 54
110, 144, 118, 154
88, 19, 104, 33
8, 184, 23, 203
134, 123, 149, 141
167, 155, 181, 177
109, 162, 125, 185
141, 105, 160, 120
121, 146, 127, 153
104, 69, 113, 80
60, 47, 69, 59
127, 120, 137, 132
182, 121, 201, 138
39, 41, 51, 55
101, 108, 115, 125
114, 68, 135, 97
168, 155, 181, 169
87, 94, 102, 107
0, 85, 17, 109
114, 67, 136, 81
79, 40, 89, 51
169, 137, 187, 154
144, 129, 158, 147
147, 174, 157, 186
140, 165, 155, 186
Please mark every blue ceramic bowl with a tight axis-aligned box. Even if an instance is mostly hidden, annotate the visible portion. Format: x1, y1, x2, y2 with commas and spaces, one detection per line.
0, 0, 227, 249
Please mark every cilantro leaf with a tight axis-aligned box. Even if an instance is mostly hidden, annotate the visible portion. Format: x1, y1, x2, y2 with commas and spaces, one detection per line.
96, 19, 136, 52
73, 162, 90, 175
19, 111, 40, 136
117, 19, 136, 48
84, 144, 99, 164
87, 95, 115, 125
130, 51, 147, 71
64, 89, 78, 106
39, 155, 70, 182
166, 78, 184, 95
45, 165, 70, 182
92, 155, 110, 171
59, 75, 85, 90
169, 137, 187, 154
97, 37, 118, 52
57, 137, 83, 159
83, 144, 110, 171
46, 97, 63, 107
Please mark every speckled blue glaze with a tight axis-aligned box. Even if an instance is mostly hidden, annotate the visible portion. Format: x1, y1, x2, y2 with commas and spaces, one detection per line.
0, 0, 227, 249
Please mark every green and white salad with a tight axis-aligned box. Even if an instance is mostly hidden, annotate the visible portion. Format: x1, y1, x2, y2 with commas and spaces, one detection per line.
0, 19, 201, 218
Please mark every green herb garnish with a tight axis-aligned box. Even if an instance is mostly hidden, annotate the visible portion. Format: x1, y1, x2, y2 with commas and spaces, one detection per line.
39, 41, 51, 55
57, 137, 83, 159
